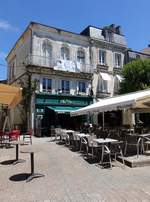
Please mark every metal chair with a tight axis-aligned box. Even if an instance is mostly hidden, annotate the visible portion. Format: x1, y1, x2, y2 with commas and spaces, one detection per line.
143, 137, 150, 154
101, 145, 112, 169
109, 141, 125, 168
80, 135, 102, 159
55, 128, 61, 141
23, 129, 33, 144
124, 134, 142, 158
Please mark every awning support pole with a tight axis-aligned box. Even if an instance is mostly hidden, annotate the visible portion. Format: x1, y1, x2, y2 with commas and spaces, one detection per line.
102, 112, 105, 130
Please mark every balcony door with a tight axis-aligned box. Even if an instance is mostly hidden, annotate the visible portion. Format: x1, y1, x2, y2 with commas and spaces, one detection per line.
42, 42, 52, 67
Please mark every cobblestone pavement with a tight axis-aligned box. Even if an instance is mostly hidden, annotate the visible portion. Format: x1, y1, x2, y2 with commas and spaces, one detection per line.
1, 137, 150, 202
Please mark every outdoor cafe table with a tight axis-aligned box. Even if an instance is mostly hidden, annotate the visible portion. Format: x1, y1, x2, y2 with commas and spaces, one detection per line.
10, 140, 26, 165
20, 146, 44, 182
65, 130, 74, 133
93, 138, 118, 163
75, 133, 90, 138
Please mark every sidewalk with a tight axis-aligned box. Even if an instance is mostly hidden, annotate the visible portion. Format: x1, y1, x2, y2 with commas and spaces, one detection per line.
0, 137, 150, 201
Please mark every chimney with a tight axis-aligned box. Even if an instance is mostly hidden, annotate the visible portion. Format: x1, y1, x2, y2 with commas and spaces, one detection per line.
116, 26, 122, 35
110, 24, 115, 28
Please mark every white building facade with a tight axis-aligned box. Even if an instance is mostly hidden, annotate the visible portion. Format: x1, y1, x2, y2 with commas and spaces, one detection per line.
6, 22, 127, 133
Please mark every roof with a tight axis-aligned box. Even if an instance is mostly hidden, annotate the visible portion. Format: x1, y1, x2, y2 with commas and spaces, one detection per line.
141, 46, 150, 55
71, 89, 150, 116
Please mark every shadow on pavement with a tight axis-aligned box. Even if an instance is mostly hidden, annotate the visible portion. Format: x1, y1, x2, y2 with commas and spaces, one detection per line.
9, 173, 30, 181
1, 159, 16, 165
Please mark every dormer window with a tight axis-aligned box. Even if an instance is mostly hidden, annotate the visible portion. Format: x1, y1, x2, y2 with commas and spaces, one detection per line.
106, 31, 113, 42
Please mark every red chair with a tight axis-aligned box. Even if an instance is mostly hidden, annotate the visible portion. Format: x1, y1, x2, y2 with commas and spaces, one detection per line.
9, 129, 21, 141
23, 129, 33, 144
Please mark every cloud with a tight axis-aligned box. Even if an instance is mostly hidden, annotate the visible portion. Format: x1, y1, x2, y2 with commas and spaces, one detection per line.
0, 19, 19, 32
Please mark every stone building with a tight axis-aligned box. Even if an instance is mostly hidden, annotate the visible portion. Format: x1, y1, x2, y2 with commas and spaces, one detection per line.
6, 22, 127, 134
125, 47, 150, 63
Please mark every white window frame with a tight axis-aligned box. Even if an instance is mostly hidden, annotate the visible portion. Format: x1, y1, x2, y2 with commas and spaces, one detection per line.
78, 81, 86, 93
115, 53, 122, 68
61, 47, 70, 60
61, 80, 70, 94
42, 42, 52, 66
99, 50, 106, 65
42, 78, 52, 92
77, 50, 85, 64
99, 79, 108, 93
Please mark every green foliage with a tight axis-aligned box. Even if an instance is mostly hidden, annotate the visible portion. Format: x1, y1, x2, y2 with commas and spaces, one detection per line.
22, 78, 38, 111
19, 75, 38, 130
120, 59, 150, 94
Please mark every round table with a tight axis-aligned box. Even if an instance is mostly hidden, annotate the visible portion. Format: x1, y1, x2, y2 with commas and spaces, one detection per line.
20, 146, 44, 182
10, 140, 26, 165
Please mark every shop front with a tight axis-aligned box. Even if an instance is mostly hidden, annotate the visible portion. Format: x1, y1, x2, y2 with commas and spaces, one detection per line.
35, 93, 93, 136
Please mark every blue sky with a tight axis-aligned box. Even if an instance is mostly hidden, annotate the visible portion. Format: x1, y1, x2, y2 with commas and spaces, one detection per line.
0, 0, 150, 80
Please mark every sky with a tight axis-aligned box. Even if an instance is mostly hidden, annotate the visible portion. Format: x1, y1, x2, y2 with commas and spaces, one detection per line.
0, 0, 150, 80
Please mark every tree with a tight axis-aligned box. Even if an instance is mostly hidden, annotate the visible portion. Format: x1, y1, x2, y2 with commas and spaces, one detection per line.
120, 59, 150, 94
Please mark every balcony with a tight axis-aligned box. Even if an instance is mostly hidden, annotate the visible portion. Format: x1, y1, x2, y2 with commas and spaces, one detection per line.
25, 54, 93, 74
97, 64, 109, 71
113, 66, 122, 73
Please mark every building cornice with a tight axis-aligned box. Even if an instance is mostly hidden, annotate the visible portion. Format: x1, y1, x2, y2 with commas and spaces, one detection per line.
26, 65, 92, 80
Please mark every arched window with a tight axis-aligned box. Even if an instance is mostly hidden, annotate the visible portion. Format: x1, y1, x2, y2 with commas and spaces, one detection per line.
43, 42, 52, 59
61, 47, 70, 60
77, 50, 85, 64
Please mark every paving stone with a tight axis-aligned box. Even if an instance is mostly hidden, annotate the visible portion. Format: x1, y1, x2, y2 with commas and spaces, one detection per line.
1, 137, 150, 201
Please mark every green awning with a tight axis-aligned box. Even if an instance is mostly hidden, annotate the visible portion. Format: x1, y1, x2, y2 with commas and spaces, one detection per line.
47, 106, 81, 114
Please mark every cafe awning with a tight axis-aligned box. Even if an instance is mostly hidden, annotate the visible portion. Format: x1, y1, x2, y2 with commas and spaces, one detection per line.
71, 89, 150, 116
47, 106, 81, 114
0, 84, 22, 108
115, 74, 123, 82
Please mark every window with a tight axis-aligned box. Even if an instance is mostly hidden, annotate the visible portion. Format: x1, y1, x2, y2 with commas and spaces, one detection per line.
43, 43, 52, 58
61, 80, 70, 93
99, 50, 106, 65
11, 61, 15, 78
114, 75, 123, 94
114, 79, 120, 94
77, 50, 85, 64
61, 47, 70, 60
42, 42, 52, 66
115, 53, 121, 68
78, 81, 86, 93
99, 80, 108, 93
42, 78, 52, 92
106, 31, 113, 42
136, 54, 140, 59
9, 58, 16, 80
